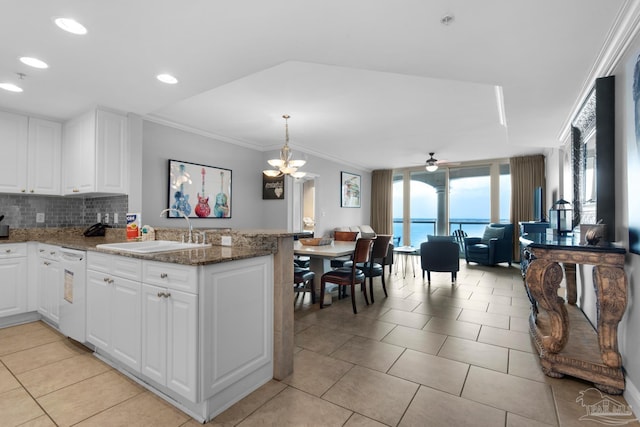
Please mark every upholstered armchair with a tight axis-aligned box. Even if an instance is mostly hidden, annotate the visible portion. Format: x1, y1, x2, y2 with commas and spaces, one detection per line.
420, 240, 460, 283
464, 223, 513, 266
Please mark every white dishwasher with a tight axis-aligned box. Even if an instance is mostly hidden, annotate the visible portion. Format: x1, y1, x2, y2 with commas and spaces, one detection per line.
58, 247, 87, 342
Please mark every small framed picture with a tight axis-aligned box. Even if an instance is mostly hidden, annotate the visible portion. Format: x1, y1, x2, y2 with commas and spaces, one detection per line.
263, 173, 285, 199
340, 171, 361, 208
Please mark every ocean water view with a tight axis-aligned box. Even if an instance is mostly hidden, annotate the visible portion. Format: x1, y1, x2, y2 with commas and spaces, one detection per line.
392, 218, 501, 247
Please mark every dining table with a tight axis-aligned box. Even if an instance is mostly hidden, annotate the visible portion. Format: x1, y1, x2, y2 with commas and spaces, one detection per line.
293, 240, 356, 305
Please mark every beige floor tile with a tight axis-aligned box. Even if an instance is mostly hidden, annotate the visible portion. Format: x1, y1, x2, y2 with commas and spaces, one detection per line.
75, 391, 191, 426
0, 387, 45, 426
376, 296, 421, 312
1, 340, 88, 375
237, 387, 352, 426
18, 353, 112, 398
488, 302, 531, 318
433, 294, 490, 311
457, 284, 494, 295
37, 370, 144, 427
388, 349, 469, 395
469, 293, 513, 305
211, 379, 287, 426
458, 308, 510, 329
294, 324, 353, 355
282, 349, 353, 396
547, 375, 607, 403
331, 336, 404, 372
508, 350, 548, 383
399, 385, 505, 427
0, 326, 64, 356
0, 362, 21, 393
18, 414, 57, 426
0, 321, 51, 340
382, 325, 447, 355
493, 286, 529, 298
377, 308, 429, 329
337, 316, 397, 341
507, 412, 556, 426
555, 390, 640, 426
324, 365, 418, 426
412, 302, 462, 319
511, 296, 533, 308
510, 316, 530, 333
438, 336, 508, 372
478, 325, 535, 352
431, 287, 473, 299
462, 366, 557, 425
343, 413, 388, 426
422, 316, 481, 340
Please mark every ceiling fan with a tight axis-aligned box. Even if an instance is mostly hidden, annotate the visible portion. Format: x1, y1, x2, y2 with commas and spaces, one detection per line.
424, 152, 460, 171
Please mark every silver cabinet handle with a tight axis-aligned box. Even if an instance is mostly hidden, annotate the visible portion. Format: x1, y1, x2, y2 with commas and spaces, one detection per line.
160, 273, 168, 279
165, 292, 171, 298
39, 249, 45, 253
44, 261, 50, 266
156, 292, 171, 298
5, 249, 11, 253
108, 279, 114, 284
157, 292, 165, 298
103, 277, 110, 282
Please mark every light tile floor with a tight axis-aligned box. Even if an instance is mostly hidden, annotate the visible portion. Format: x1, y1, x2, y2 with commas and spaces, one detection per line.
1, 262, 639, 426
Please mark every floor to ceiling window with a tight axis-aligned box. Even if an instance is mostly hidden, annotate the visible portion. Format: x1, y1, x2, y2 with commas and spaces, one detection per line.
393, 160, 510, 246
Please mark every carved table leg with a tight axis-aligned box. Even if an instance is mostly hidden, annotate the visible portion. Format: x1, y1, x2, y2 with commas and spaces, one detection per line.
564, 263, 577, 305
593, 265, 627, 369
526, 259, 569, 353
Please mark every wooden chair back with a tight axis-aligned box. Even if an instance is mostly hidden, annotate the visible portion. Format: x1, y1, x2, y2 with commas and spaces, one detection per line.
370, 235, 392, 262
352, 238, 373, 266
334, 231, 359, 241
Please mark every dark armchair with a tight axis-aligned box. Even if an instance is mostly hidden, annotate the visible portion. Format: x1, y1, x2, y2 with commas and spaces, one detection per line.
420, 240, 460, 283
464, 223, 513, 266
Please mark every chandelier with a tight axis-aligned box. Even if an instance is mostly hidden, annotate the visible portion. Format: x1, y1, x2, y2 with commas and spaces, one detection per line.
263, 115, 306, 178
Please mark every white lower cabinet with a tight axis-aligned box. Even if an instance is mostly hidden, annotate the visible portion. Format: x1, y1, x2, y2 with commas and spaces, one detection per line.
141, 283, 198, 401
86, 252, 142, 372
0, 244, 28, 318
36, 244, 61, 323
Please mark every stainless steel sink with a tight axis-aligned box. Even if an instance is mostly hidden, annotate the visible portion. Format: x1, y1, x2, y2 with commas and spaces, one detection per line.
96, 240, 211, 254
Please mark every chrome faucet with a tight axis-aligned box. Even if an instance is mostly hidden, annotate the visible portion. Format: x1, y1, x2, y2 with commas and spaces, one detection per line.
159, 208, 193, 243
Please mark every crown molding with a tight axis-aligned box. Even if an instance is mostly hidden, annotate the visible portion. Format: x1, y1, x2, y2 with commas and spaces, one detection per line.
557, 0, 640, 143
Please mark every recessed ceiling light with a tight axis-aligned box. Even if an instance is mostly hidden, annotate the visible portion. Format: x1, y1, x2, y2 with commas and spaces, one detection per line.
54, 17, 87, 35
440, 14, 455, 25
0, 83, 23, 92
20, 57, 49, 69
157, 74, 178, 84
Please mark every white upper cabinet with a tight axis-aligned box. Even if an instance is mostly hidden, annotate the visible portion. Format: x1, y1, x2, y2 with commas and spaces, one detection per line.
0, 111, 62, 195
28, 118, 62, 195
0, 111, 28, 193
63, 108, 128, 195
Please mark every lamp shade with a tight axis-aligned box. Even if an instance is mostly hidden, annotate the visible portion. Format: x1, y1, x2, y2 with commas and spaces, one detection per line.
549, 199, 572, 235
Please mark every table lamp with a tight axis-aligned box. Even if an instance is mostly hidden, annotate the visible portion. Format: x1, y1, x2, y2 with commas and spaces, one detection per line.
549, 199, 573, 235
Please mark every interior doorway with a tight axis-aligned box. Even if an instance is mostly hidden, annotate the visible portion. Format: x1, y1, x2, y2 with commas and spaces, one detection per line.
291, 175, 317, 235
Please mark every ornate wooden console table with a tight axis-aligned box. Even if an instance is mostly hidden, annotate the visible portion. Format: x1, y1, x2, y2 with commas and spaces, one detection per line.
520, 233, 627, 394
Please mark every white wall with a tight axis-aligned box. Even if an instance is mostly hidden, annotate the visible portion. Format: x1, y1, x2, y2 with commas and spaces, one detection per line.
141, 120, 371, 234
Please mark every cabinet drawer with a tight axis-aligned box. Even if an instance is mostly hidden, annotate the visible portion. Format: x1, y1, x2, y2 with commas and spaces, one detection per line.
142, 261, 197, 294
37, 243, 60, 261
88, 252, 142, 281
0, 243, 27, 258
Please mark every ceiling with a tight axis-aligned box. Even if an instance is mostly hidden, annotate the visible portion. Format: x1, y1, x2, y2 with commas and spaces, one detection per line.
0, 0, 632, 171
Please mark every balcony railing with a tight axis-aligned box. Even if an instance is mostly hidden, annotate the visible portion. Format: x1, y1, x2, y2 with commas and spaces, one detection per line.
392, 218, 491, 246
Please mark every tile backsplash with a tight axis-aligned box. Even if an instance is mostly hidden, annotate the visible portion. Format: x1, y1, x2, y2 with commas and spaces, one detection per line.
0, 194, 128, 228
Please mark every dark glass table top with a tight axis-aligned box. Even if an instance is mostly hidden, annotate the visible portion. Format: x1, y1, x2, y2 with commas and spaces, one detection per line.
520, 232, 626, 254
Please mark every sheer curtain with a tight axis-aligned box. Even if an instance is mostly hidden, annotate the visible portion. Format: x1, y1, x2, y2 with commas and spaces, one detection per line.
370, 169, 393, 235
510, 154, 546, 261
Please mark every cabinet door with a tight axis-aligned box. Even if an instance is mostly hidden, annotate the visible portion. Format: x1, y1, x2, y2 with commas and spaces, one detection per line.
0, 111, 28, 193
36, 259, 51, 318
141, 283, 167, 385
62, 111, 95, 194
86, 270, 111, 350
111, 276, 141, 371
96, 109, 127, 194
28, 118, 61, 195
166, 289, 198, 401
0, 258, 27, 317
46, 261, 61, 324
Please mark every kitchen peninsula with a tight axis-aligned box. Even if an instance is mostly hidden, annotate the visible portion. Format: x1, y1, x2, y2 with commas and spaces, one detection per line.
0, 227, 296, 423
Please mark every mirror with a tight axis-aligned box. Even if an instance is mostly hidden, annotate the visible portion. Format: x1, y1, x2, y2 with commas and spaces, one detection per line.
571, 76, 615, 241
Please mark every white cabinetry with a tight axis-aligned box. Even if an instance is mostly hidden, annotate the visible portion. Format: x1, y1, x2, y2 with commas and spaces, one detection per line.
63, 108, 128, 195
141, 261, 198, 401
0, 243, 28, 317
0, 111, 61, 195
28, 118, 62, 195
36, 244, 61, 323
86, 252, 141, 372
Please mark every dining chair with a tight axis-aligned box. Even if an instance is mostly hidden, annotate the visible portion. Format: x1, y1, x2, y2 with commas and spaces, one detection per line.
294, 265, 315, 304
320, 238, 373, 314
356, 234, 392, 303
330, 231, 359, 269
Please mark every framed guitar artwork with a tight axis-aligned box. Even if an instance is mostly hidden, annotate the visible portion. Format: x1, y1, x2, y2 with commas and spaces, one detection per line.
167, 159, 232, 218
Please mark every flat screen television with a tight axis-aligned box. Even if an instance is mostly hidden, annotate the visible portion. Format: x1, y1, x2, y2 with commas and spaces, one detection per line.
533, 186, 544, 222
